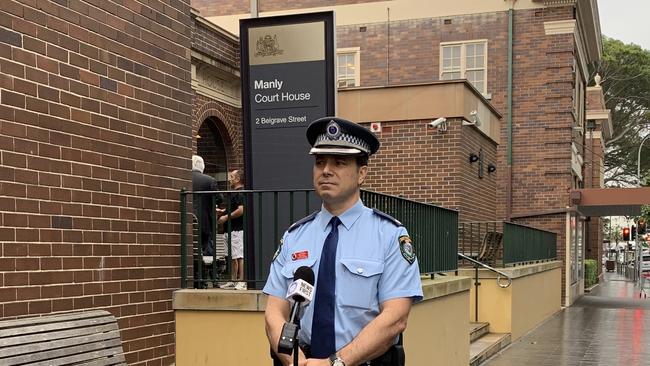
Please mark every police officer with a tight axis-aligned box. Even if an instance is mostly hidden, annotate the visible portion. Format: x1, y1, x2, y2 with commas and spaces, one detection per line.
263, 117, 423, 366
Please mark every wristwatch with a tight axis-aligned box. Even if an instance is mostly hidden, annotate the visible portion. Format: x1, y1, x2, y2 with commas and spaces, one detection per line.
328, 354, 346, 366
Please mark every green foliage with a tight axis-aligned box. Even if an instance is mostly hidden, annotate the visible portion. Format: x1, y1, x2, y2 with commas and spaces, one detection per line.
593, 37, 650, 186
584, 259, 598, 288
642, 205, 650, 222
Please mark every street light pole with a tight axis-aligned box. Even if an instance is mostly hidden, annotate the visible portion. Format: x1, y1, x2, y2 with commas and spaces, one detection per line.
638, 134, 650, 186
636, 135, 649, 284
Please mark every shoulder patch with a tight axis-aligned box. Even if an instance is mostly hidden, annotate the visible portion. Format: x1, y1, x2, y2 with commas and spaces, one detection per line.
272, 237, 283, 263
399, 235, 416, 265
288, 211, 319, 232
372, 208, 402, 226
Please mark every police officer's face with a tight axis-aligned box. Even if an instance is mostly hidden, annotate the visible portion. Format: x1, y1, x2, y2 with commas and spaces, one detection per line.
313, 155, 367, 207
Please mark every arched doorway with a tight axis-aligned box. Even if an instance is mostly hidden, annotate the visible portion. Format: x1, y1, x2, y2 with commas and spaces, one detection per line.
197, 117, 229, 190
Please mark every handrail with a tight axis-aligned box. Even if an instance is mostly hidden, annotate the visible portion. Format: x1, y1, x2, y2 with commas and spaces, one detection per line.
458, 253, 512, 288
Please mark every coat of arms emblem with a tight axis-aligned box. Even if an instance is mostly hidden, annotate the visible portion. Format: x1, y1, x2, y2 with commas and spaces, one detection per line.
255, 34, 284, 57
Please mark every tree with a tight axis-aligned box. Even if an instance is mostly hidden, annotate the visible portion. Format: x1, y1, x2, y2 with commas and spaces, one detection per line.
592, 37, 650, 186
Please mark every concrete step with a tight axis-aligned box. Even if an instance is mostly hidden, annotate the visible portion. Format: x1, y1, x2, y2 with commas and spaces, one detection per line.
469, 333, 511, 366
469, 322, 490, 343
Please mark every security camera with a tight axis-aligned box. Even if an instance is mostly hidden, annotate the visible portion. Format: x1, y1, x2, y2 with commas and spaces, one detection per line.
469, 110, 481, 127
428, 117, 447, 129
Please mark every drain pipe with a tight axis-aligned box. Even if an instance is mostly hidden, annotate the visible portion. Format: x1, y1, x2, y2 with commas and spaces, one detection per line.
251, 0, 258, 18
506, 5, 514, 221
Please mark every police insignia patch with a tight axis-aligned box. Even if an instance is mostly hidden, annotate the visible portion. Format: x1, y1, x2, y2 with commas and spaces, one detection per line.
272, 238, 283, 262
399, 235, 416, 265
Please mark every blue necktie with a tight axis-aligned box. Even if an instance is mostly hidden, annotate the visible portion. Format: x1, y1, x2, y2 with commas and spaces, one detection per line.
311, 216, 340, 358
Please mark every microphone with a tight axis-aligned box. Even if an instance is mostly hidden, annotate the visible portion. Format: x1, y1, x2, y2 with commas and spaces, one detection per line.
286, 266, 315, 306
277, 266, 315, 355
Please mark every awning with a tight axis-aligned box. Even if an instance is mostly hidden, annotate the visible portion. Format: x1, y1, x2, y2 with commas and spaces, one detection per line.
572, 187, 650, 216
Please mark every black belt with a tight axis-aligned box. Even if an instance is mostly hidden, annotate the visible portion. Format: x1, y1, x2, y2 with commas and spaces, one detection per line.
298, 344, 403, 366
272, 334, 405, 366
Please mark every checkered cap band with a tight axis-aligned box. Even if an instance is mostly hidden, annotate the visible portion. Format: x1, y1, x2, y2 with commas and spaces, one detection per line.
315, 132, 371, 154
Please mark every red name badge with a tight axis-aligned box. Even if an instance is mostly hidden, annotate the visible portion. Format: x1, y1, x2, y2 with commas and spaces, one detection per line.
291, 250, 309, 261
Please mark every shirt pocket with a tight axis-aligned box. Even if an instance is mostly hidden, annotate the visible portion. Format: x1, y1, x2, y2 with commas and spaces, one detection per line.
338, 258, 384, 309
281, 258, 318, 280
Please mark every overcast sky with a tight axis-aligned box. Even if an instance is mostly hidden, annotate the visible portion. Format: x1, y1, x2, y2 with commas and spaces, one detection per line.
598, 0, 650, 50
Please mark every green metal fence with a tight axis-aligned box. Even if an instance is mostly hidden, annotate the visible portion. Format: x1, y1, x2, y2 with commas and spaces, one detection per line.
360, 190, 459, 274
503, 222, 557, 266
180, 188, 319, 289
180, 188, 460, 289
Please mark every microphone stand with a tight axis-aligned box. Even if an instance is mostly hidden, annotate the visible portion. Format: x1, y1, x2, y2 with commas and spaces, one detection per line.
278, 300, 305, 364
290, 302, 302, 366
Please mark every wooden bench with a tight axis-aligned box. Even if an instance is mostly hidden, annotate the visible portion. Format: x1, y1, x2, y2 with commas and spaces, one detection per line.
0, 310, 126, 365
477, 231, 503, 267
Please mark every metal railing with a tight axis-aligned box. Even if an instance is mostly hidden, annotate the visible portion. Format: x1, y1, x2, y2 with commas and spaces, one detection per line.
180, 189, 460, 288
361, 190, 459, 274
180, 188, 320, 289
458, 221, 557, 268
458, 252, 511, 322
503, 222, 557, 266
458, 221, 503, 267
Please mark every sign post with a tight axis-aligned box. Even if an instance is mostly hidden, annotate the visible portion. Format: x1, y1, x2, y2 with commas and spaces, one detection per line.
241, 12, 335, 190
240, 12, 335, 286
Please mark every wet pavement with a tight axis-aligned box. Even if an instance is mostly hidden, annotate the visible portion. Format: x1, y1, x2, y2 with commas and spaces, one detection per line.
484, 272, 650, 366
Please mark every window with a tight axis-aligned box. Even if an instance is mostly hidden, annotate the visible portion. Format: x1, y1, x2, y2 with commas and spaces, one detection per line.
337, 48, 360, 88
573, 59, 585, 128
440, 41, 487, 94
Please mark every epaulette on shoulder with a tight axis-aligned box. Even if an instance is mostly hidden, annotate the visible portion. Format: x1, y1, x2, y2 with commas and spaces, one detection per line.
372, 208, 403, 227
288, 211, 319, 232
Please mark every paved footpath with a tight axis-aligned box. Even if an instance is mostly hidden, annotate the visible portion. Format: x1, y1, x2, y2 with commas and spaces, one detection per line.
484, 272, 650, 366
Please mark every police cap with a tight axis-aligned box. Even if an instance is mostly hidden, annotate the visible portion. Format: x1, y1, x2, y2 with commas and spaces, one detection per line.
306, 117, 380, 156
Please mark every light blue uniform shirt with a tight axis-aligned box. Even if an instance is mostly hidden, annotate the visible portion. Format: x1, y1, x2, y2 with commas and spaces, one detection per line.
263, 199, 423, 351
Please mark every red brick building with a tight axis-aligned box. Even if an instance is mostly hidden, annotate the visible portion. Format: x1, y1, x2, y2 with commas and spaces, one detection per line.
0, 1, 606, 364
190, 10, 242, 187
200, 0, 603, 305
0, 1, 244, 364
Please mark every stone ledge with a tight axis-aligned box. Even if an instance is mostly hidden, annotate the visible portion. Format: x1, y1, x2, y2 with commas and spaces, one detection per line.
174, 276, 472, 312
457, 261, 562, 280
173, 289, 267, 312
420, 276, 471, 301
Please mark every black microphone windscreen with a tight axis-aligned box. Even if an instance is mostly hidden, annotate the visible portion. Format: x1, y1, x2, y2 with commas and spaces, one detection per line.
293, 266, 315, 285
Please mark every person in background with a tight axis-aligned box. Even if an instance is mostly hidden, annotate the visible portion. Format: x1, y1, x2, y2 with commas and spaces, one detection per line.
218, 169, 246, 290
191, 155, 221, 256
263, 117, 422, 366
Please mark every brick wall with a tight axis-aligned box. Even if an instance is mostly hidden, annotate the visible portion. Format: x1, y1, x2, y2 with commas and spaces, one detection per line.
585, 217, 602, 278
460, 125, 498, 222
192, 16, 240, 70
361, 119, 497, 222
346, 6, 578, 295
193, 93, 243, 181
584, 132, 604, 277
191, 0, 380, 17
501, 7, 577, 294
335, 11, 509, 109
0, 1, 193, 364
499, 7, 576, 217
190, 16, 243, 183
201, 1, 584, 298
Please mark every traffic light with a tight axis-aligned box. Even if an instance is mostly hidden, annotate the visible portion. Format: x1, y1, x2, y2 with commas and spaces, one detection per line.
631, 225, 637, 240
639, 220, 647, 235
623, 227, 630, 241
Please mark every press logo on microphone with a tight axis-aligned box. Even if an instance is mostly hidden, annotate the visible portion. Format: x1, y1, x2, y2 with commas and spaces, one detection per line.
286, 279, 314, 302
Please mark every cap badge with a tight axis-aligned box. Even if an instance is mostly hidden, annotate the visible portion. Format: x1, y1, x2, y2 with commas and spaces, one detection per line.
326, 121, 341, 140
